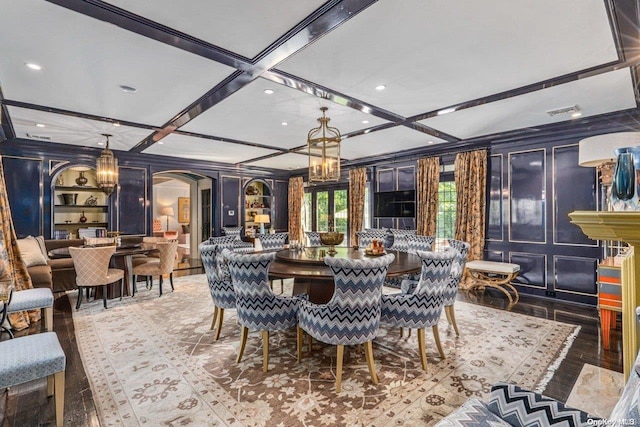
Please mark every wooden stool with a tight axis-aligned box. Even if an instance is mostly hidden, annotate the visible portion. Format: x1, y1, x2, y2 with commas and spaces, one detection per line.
0, 332, 66, 426
465, 260, 521, 305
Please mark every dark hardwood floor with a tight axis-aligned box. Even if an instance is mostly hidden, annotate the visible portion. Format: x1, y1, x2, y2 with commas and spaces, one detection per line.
0, 274, 622, 426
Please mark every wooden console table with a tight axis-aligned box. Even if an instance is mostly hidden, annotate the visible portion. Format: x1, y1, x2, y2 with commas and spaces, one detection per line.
569, 211, 640, 380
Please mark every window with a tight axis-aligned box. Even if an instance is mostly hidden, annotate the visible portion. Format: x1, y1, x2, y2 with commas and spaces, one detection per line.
435, 180, 456, 249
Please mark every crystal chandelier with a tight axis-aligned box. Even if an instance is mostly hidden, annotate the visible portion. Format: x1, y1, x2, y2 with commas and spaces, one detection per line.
307, 107, 341, 183
96, 133, 118, 196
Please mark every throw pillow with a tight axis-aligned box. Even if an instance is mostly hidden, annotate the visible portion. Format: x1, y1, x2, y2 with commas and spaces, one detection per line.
34, 235, 50, 261
487, 382, 600, 427
16, 236, 48, 267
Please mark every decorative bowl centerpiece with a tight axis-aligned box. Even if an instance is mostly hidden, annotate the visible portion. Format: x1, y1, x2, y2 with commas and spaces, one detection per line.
319, 231, 344, 256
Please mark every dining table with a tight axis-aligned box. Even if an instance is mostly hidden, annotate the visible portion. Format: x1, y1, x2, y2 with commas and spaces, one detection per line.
269, 246, 422, 303
48, 244, 156, 298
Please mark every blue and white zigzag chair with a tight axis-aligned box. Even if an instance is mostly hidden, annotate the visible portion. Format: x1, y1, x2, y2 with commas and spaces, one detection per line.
397, 234, 436, 294
223, 249, 301, 372
356, 230, 389, 248
389, 229, 417, 253
199, 242, 236, 341
305, 231, 322, 247
443, 239, 470, 336
297, 253, 395, 392
207, 235, 238, 250
222, 226, 254, 253
381, 248, 455, 371
257, 232, 288, 251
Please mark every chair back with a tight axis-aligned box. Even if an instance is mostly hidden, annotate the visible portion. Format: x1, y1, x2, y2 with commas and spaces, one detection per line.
356, 230, 388, 248
199, 242, 235, 309
207, 235, 237, 250
321, 253, 395, 344
142, 236, 167, 250
389, 229, 417, 252
156, 241, 178, 275
406, 234, 435, 254
413, 248, 456, 297
258, 232, 288, 251
444, 239, 470, 305
222, 226, 243, 240
69, 246, 116, 287
224, 250, 297, 331
305, 231, 321, 247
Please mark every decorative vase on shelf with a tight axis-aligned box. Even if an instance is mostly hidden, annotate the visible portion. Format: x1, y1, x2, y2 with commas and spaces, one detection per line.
611, 150, 637, 211
79, 211, 87, 223
75, 171, 88, 186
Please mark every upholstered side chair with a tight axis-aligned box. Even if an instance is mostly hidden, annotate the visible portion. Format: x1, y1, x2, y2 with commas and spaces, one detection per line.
380, 248, 456, 371
444, 239, 470, 336
356, 230, 389, 248
297, 253, 395, 392
256, 232, 288, 292
223, 249, 300, 372
400, 235, 437, 295
199, 242, 236, 340
222, 226, 254, 253
69, 246, 124, 309
305, 231, 321, 247
132, 241, 178, 296
207, 235, 238, 250
389, 229, 417, 253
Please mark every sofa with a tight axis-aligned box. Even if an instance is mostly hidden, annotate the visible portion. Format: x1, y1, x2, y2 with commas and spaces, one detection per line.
436, 311, 640, 426
25, 236, 143, 293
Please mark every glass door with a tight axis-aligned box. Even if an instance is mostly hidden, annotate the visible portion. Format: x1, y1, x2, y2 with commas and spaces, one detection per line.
305, 185, 349, 246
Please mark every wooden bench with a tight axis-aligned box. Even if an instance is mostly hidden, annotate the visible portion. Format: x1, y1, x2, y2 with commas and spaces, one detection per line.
0, 332, 66, 426
465, 260, 521, 305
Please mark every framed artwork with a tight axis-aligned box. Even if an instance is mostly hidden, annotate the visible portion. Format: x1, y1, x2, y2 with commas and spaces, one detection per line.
178, 197, 190, 223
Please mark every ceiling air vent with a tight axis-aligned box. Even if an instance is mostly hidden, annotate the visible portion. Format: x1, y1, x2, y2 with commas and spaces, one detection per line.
546, 105, 580, 117
25, 133, 51, 141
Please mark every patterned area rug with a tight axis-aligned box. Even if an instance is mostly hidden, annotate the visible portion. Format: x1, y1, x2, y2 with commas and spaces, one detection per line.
71, 275, 579, 426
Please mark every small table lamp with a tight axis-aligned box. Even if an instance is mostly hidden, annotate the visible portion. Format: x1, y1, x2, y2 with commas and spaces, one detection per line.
254, 214, 270, 235
160, 206, 174, 231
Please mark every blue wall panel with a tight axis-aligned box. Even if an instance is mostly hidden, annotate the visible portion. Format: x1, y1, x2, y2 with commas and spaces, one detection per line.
487, 154, 503, 240
117, 166, 146, 235
274, 179, 288, 232
509, 150, 545, 243
554, 255, 598, 295
221, 176, 240, 228
510, 252, 546, 289
3, 156, 42, 238
553, 145, 597, 245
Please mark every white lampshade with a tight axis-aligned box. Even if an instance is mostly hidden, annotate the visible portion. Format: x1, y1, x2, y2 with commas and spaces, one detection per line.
254, 214, 270, 224
579, 132, 640, 167
160, 206, 174, 217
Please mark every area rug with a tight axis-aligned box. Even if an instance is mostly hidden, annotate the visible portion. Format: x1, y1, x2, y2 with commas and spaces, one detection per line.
71, 275, 580, 426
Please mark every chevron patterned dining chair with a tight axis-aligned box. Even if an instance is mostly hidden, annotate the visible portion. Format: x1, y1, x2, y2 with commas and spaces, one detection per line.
304, 231, 321, 247
380, 248, 456, 371
297, 253, 395, 393
69, 246, 124, 309
256, 232, 288, 292
223, 249, 301, 372
444, 239, 470, 336
199, 242, 236, 341
355, 230, 389, 248
222, 227, 255, 253
388, 229, 417, 252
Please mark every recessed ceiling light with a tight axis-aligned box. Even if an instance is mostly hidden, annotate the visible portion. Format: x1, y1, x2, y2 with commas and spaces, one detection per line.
364, 129, 371, 134
119, 85, 137, 94
427, 141, 434, 145
158, 141, 164, 145
98, 141, 105, 146
571, 112, 582, 118
35, 123, 45, 128
375, 85, 386, 91
112, 122, 121, 127
437, 107, 456, 116
25, 62, 42, 71
362, 120, 369, 124
264, 89, 274, 95
281, 122, 288, 126
546, 104, 580, 117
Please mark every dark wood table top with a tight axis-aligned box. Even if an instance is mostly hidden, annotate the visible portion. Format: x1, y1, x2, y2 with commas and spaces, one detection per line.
269, 246, 421, 280
48, 244, 153, 259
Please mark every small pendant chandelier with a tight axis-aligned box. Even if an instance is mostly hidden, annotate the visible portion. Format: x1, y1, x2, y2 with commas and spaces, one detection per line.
96, 133, 118, 196
308, 107, 341, 183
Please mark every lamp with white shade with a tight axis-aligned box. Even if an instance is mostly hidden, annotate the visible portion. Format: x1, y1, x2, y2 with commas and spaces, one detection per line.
579, 132, 640, 186
160, 207, 174, 231
254, 214, 270, 235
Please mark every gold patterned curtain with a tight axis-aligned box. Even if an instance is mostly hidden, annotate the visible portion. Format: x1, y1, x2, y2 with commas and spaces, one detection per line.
0, 156, 36, 330
288, 176, 304, 242
348, 168, 366, 247
454, 149, 487, 289
416, 157, 440, 236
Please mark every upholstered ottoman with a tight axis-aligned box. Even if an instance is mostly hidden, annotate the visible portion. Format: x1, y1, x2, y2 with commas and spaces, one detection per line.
7, 287, 55, 333
0, 332, 66, 427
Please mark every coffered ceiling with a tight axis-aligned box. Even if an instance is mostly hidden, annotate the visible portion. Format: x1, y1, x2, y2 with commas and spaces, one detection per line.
0, 0, 638, 172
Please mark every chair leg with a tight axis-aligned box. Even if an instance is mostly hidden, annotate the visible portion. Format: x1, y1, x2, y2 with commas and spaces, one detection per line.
297, 327, 303, 362
102, 285, 108, 309
262, 330, 270, 372
169, 272, 174, 291
146, 276, 151, 289
214, 309, 224, 341
133, 275, 137, 296
159, 276, 163, 296
237, 326, 248, 363
47, 374, 54, 396
54, 370, 65, 427
210, 306, 219, 331
44, 306, 53, 332
76, 287, 83, 310
446, 305, 460, 336
120, 278, 124, 301
433, 325, 445, 359
417, 328, 428, 371
364, 340, 378, 385
280, 279, 283, 294
336, 344, 344, 393
399, 327, 403, 338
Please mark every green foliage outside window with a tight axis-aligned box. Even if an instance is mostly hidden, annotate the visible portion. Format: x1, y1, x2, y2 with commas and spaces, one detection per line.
437, 181, 456, 240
